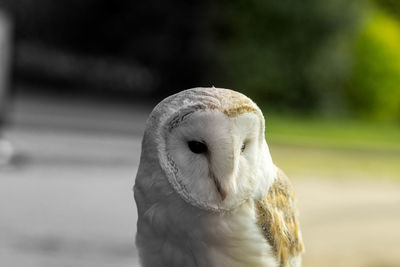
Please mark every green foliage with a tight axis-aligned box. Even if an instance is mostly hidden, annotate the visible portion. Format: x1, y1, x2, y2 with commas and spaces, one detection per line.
213, 0, 363, 112
265, 114, 400, 180
345, 11, 400, 121
266, 113, 400, 152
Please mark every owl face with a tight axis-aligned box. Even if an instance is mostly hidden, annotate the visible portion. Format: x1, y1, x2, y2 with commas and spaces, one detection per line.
160, 108, 265, 211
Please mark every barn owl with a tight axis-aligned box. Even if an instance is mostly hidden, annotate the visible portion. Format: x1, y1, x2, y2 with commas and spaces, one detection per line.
134, 87, 304, 267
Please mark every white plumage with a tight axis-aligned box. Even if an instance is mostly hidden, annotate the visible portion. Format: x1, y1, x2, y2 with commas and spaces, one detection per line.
134, 87, 304, 267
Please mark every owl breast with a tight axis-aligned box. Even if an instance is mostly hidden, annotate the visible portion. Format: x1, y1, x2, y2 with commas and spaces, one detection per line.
136, 175, 277, 267
204, 201, 278, 267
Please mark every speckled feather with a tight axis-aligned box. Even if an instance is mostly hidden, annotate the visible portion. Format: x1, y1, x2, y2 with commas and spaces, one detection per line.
256, 167, 304, 266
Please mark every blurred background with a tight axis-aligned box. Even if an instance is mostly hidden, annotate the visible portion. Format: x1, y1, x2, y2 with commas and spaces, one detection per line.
0, 0, 399, 266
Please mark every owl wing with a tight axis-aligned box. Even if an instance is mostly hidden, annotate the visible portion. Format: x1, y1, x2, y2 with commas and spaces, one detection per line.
256, 166, 304, 266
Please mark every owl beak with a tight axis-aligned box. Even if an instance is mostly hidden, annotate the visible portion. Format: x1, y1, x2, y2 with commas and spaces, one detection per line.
208, 137, 240, 201
211, 173, 227, 201
215, 178, 227, 201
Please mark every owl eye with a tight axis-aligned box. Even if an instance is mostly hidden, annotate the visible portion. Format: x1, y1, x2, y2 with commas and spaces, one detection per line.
188, 141, 207, 154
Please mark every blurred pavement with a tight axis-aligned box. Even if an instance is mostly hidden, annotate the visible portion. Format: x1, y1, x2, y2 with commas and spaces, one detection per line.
1, 93, 400, 267
0, 94, 150, 267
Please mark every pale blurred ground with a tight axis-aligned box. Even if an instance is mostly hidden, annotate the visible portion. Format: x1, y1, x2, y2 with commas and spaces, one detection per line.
0, 94, 148, 267
1, 93, 399, 267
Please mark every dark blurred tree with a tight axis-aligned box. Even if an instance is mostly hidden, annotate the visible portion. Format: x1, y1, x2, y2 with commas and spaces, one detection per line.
212, 0, 364, 112
374, 0, 400, 20
0, 0, 368, 112
0, 0, 99, 47
0, 0, 214, 97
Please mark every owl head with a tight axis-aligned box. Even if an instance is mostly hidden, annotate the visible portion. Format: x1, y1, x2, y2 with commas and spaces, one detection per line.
142, 87, 276, 212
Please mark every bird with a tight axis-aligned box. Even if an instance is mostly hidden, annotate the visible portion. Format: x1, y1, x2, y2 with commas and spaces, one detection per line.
134, 87, 304, 267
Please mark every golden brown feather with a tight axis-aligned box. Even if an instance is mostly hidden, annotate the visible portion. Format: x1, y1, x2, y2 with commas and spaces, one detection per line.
256, 167, 304, 266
